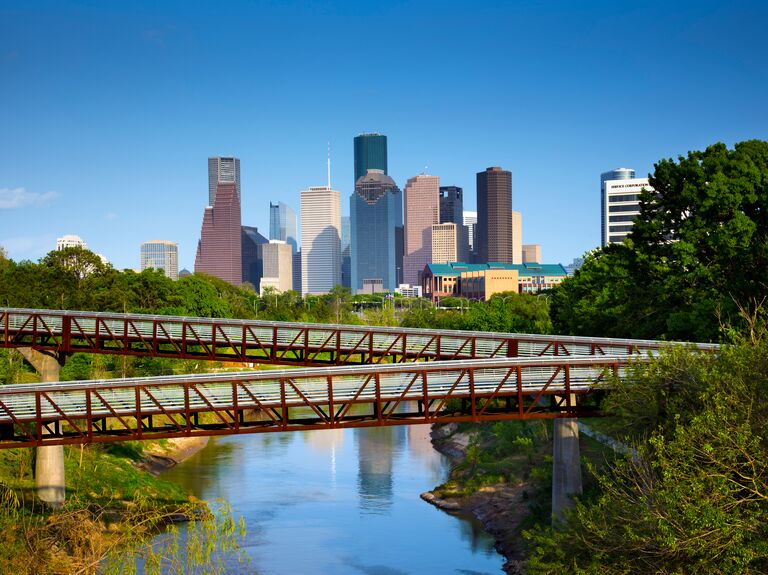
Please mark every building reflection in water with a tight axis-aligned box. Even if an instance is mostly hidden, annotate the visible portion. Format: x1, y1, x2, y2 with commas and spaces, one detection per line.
304, 428, 345, 489
355, 425, 407, 514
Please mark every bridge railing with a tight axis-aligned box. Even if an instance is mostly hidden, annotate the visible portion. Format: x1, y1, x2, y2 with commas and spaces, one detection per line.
0, 308, 720, 366
0, 355, 639, 448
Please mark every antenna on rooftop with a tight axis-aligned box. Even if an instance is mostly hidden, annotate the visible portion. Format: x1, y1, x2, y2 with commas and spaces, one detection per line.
327, 141, 332, 189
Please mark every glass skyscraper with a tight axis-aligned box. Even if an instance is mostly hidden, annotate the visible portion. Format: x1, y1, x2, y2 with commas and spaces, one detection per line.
269, 201, 298, 254
439, 186, 464, 225
354, 133, 388, 184
350, 169, 402, 293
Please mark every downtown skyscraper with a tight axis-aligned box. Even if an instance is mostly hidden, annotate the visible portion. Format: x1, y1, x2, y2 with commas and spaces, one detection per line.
208, 157, 240, 207
350, 169, 403, 293
300, 186, 341, 295
269, 201, 298, 253
476, 166, 513, 263
353, 133, 388, 183
195, 156, 243, 286
403, 174, 440, 286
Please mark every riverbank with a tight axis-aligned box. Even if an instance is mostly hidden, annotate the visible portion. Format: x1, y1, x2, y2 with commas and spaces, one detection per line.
420, 422, 548, 575
139, 436, 211, 475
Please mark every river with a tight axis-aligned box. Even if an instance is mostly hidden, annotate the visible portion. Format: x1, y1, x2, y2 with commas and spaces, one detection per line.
160, 424, 505, 575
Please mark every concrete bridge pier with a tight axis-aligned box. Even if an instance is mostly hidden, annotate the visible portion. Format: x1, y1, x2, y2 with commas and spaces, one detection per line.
18, 347, 66, 509
551, 395, 582, 524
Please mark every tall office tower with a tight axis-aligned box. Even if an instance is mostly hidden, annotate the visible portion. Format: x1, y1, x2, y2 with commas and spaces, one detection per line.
403, 174, 440, 285
602, 177, 652, 245
350, 169, 403, 294
195, 157, 243, 286
56, 235, 86, 250
269, 201, 298, 253
241, 226, 268, 288
600, 168, 635, 247
439, 186, 464, 225
431, 223, 469, 264
341, 216, 351, 289
208, 157, 240, 206
522, 244, 542, 263
300, 186, 341, 295
463, 211, 478, 258
477, 166, 513, 263
354, 133, 388, 184
512, 210, 523, 264
258, 240, 293, 293
140, 240, 179, 280
293, 251, 302, 294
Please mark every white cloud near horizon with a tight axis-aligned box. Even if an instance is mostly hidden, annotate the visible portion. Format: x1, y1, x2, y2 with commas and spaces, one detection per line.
0, 187, 59, 209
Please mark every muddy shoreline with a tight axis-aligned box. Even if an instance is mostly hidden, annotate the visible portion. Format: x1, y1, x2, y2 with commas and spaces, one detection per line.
421, 423, 530, 575
137, 436, 211, 475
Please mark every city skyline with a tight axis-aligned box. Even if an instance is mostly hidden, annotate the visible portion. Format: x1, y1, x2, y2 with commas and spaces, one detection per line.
1, 1, 766, 270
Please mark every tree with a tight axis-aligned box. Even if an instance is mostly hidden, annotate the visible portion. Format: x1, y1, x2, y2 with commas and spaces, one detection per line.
41, 247, 108, 285
551, 140, 768, 342
463, 292, 552, 334
525, 338, 768, 574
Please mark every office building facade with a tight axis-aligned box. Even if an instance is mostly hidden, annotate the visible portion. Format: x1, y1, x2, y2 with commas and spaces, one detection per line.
423, 262, 567, 302
403, 174, 440, 285
208, 157, 240, 207
477, 166, 513, 263
300, 186, 341, 295
602, 177, 652, 245
241, 226, 268, 288
431, 223, 469, 264
259, 240, 293, 293
522, 244, 542, 263
512, 210, 522, 264
140, 240, 179, 280
463, 211, 477, 258
600, 168, 635, 246
341, 216, 351, 289
195, 156, 243, 286
439, 186, 464, 225
353, 133, 388, 184
56, 235, 86, 251
269, 201, 298, 253
350, 169, 403, 293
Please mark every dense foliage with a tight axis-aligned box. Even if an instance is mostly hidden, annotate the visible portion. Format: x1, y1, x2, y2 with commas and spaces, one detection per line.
551, 140, 768, 342
525, 327, 768, 574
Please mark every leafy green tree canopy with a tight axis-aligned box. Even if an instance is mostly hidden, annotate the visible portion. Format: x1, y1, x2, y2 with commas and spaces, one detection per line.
552, 140, 768, 341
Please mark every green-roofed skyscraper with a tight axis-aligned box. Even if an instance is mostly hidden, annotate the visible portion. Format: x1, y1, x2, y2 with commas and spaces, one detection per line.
354, 133, 388, 184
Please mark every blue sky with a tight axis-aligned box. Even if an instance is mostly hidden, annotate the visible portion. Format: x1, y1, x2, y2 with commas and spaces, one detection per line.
1, 0, 766, 271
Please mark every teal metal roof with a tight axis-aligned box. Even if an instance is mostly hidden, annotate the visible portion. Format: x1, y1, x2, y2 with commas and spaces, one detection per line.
426, 262, 567, 277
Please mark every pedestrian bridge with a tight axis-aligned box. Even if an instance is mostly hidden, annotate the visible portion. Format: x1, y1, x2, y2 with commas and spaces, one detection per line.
0, 308, 717, 449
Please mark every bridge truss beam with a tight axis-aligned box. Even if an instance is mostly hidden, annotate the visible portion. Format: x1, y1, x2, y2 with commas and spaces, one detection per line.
0, 356, 628, 449
0, 308, 718, 367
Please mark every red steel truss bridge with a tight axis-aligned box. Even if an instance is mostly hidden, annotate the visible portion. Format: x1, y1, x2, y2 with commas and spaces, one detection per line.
0, 308, 718, 448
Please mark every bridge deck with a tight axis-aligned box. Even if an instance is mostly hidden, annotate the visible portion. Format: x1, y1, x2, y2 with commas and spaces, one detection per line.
0, 308, 720, 449
0, 308, 718, 366
0, 356, 632, 448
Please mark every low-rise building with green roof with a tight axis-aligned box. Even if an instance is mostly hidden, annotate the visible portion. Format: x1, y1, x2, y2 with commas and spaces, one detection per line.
422, 261, 567, 302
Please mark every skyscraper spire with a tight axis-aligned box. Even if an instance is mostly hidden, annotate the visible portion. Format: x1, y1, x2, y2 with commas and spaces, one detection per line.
327, 141, 332, 189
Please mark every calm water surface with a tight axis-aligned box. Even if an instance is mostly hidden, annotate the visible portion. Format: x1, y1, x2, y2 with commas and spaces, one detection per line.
161, 424, 504, 575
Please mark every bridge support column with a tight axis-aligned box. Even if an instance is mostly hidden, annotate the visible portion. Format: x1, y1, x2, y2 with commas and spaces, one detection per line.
18, 348, 66, 509
551, 401, 582, 523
